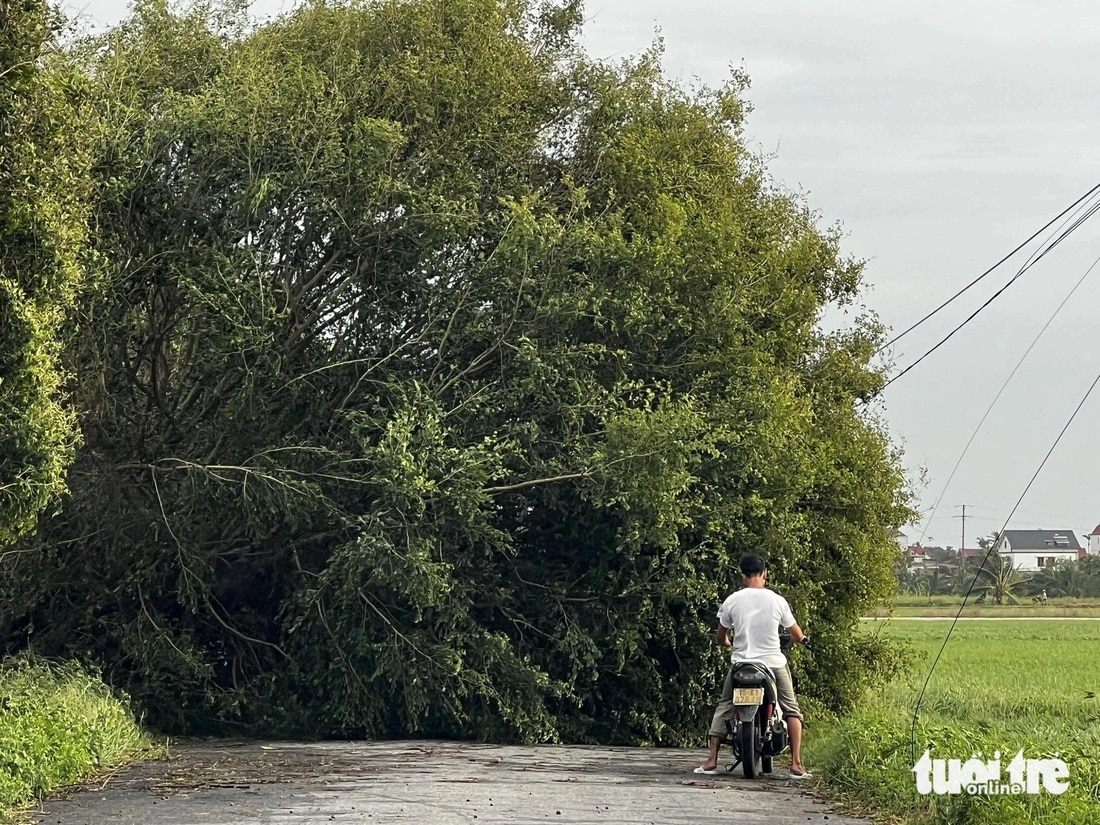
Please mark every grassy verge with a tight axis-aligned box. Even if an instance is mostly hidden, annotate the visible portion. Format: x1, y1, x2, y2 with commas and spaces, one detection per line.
808, 620, 1100, 824
866, 596, 1100, 618
0, 658, 155, 823
869, 606, 1100, 618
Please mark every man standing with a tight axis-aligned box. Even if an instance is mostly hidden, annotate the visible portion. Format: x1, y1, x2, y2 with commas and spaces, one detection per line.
694, 554, 812, 779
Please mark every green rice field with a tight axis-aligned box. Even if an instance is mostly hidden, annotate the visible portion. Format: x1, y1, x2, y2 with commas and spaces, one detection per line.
811, 619, 1100, 825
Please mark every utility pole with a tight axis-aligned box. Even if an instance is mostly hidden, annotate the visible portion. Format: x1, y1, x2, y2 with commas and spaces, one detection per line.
954, 504, 969, 556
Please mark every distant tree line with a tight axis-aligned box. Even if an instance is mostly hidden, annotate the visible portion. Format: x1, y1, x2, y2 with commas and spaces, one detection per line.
896, 547, 1100, 604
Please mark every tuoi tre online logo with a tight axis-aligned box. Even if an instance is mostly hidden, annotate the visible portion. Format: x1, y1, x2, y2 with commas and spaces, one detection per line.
912, 749, 1069, 795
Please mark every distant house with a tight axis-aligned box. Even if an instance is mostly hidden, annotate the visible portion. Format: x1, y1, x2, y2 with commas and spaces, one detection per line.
905, 544, 928, 570
959, 547, 983, 565
891, 529, 910, 552
906, 544, 960, 572
992, 530, 1082, 572
1088, 524, 1100, 556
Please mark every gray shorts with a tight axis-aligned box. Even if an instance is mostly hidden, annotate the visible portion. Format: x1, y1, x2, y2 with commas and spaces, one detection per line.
707, 663, 802, 739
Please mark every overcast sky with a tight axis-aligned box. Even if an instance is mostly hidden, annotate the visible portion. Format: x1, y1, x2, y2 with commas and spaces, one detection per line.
62, 0, 1100, 549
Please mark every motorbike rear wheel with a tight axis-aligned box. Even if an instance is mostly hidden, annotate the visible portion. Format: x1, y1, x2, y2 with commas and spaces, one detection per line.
739, 717, 761, 779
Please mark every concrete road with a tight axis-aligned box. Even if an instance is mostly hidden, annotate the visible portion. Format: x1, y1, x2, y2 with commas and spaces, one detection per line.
28, 740, 868, 825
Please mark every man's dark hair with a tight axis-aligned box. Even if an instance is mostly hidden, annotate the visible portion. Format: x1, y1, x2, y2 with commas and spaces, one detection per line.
739, 554, 767, 577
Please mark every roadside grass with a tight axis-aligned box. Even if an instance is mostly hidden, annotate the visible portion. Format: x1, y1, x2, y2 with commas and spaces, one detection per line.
866, 595, 1100, 618
0, 658, 155, 824
809, 620, 1100, 824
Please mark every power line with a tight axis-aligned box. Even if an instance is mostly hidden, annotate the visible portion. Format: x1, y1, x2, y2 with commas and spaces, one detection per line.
948, 514, 1077, 529
879, 181, 1100, 354
880, 193, 1100, 392
909, 365, 1100, 762
908, 249, 1100, 546
898, 229, 1100, 759
966, 503, 1097, 526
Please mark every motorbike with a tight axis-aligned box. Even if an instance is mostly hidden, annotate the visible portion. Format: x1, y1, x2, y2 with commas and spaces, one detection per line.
719, 627, 806, 779
720, 659, 789, 778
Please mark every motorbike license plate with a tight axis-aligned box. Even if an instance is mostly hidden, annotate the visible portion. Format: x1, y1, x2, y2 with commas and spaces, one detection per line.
732, 687, 764, 704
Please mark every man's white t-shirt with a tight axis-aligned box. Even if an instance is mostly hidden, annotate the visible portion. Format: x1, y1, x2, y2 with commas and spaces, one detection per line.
716, 587, 796, 669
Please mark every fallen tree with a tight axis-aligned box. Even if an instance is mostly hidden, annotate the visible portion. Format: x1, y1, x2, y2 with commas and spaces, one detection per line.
1, 0, 910, 743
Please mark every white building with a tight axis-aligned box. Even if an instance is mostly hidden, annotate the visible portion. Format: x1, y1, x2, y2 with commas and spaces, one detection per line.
992, 530, 1082, 573
1089, 524, 1100, 556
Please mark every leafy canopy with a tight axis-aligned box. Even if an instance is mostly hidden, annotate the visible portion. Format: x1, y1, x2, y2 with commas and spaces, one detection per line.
0, 0, 89, 546
0, 0, 911, 743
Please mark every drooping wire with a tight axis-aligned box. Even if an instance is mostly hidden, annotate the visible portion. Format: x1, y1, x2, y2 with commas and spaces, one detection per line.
910, 250, 1100, 548
879, 182, 1100, 354
881, 193, 1100, 392
909, 366, 1100, 761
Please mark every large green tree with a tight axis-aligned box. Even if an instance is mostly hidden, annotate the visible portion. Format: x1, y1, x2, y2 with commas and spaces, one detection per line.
0, 0, 88, 546
1, 0, 911, 742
